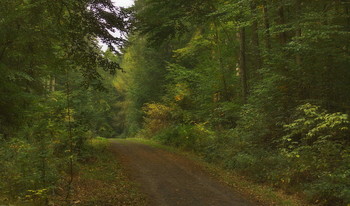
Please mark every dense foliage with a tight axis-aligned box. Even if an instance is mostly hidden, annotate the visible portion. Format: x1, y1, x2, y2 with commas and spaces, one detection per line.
2, 0, 350, 205
116, 0, 350, 205
0, 0, 126, 204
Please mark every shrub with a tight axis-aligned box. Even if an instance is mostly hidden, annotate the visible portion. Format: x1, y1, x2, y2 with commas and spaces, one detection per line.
153, 123, 214, 152
142, 103, 173, 137
281, 103, 350, 205
224, 147, 291, 187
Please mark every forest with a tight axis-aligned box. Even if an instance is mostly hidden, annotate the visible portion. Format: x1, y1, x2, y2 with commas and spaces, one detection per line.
1, 0, 350, 205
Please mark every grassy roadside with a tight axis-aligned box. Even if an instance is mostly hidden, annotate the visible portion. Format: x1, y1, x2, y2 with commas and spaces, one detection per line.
0, 138, 148, 206
121, 138, 310, 206
61, 138, 148, 206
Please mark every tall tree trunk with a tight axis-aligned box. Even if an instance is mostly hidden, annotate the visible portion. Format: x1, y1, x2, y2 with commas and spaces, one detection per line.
239, 27, 248, 103
263, 1, 271, 50
295, 0, 302, 66
295, 0, 307, 99
215, 24, 230, 101
251, 0, 262, 70
65, 68, 74, 204
50, 76, 56, 92
278, 5, 287, 45
346, 1, 350, 30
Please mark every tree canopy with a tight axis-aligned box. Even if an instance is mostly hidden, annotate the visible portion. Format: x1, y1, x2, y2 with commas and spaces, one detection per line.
116, 0, 350, 205
1, 0, 350, 205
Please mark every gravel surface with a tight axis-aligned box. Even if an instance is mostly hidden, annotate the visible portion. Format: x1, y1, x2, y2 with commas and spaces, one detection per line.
110, 140, 256, 206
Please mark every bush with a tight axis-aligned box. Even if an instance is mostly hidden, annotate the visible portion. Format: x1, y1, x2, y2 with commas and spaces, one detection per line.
0, 137, 59, 202
142, 103, 173, 137
153, 123, 214, 152
224, 147, 291, 187
281, 103, 350, 205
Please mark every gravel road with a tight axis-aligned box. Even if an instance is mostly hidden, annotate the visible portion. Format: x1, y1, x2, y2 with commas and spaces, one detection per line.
110, 139, 256, 206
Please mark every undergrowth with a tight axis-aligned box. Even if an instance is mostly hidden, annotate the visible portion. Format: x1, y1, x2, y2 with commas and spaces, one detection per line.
64, 137, 148, 206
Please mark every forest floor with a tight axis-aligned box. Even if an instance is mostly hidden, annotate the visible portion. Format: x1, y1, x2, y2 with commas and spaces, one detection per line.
110, 138, 308, 206
55, 138, 149, 206
111, 139, 257, 206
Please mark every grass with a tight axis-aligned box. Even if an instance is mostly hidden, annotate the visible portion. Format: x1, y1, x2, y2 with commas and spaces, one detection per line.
0, 138, 148, 206
119, 137, 310, 206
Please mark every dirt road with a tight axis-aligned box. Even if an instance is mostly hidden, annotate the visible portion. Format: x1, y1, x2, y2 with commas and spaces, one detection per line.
110, 139, 256, 206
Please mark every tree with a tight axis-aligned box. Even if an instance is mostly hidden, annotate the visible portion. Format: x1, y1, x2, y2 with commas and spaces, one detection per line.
0, 0, 128, 203
117, 0, 350, 204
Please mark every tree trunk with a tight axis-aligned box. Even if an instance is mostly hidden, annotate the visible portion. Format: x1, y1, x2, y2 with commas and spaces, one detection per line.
263, 1, 271, 50
346, 1, 350, 30
50, 76, 56, 92
278, 5, 287, 45
295, 0, 302, 66
215, 24, 230, 101
251, 0, 262, 70
239, 27, 248, 103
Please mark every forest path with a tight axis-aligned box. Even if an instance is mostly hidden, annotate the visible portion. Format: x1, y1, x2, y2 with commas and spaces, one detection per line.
110, 139, 256, 206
